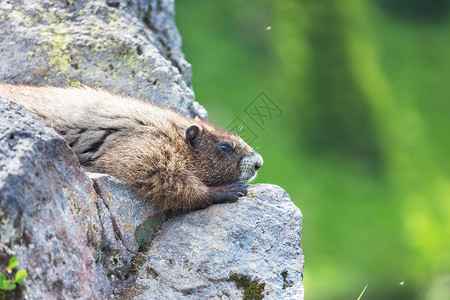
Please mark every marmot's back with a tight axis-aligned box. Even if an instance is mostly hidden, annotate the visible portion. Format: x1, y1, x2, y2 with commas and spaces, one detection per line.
0, 84, 263, 211
0, 84, 190, 131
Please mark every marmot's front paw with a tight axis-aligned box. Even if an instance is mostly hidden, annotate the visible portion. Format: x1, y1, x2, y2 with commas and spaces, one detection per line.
210, 182, 248, 204
194, 183, 248, 210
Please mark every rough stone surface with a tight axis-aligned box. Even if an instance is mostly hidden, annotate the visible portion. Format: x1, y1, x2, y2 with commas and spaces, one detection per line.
88, 173, 160, 253
0, 0, 207, 119
0, 96, 111, 298
119, 184, 304, 300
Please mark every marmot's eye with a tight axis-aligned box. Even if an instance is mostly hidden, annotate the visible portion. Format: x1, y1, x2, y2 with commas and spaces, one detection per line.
220, 143, 232, 153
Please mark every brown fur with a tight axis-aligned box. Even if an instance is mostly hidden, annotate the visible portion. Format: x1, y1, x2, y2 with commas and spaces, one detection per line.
0, 84, 263, 211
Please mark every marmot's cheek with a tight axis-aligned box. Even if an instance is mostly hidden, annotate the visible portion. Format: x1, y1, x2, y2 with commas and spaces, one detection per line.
238, 150, 263, 182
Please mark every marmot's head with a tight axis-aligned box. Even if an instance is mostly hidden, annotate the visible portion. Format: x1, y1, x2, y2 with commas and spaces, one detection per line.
184, 122, 263, 186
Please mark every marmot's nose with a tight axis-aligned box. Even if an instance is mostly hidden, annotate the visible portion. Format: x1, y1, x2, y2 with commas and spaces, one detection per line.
253, 153, 263, 171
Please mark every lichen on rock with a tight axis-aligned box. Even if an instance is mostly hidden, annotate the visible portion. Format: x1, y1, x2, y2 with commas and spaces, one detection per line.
0, 0, 206, 118
229, 272, 265, 300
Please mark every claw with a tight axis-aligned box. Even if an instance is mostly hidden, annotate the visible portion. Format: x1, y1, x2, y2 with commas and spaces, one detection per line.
195, 183, 249, 210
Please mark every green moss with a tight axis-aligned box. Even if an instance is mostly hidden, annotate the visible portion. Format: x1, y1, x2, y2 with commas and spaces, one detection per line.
0, 291, 13, 300
281, 271, 292, 289
229, 272, 265, 300
135, 213, 166, 248
243, 284, 265, 300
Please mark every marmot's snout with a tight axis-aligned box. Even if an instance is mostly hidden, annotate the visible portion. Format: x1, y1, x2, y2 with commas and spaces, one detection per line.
254, 154, 263, 170
238, 150, 263, 183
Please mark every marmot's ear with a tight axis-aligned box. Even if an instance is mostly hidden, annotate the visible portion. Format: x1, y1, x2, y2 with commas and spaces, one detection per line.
185, 124, 202, 148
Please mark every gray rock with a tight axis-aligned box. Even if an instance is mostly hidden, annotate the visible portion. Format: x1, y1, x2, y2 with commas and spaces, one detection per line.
0, 96, 112, 298
118, 184, 304, 300
0, 0, 207, 119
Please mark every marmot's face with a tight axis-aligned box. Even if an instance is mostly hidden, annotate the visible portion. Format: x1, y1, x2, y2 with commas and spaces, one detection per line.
185, 124, 263, 186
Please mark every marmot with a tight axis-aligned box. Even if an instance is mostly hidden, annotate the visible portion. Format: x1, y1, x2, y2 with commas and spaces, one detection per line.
0, 84, 263, 212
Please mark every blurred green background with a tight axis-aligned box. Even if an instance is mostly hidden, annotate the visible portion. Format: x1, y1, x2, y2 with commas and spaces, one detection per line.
176, 0, 450, 299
